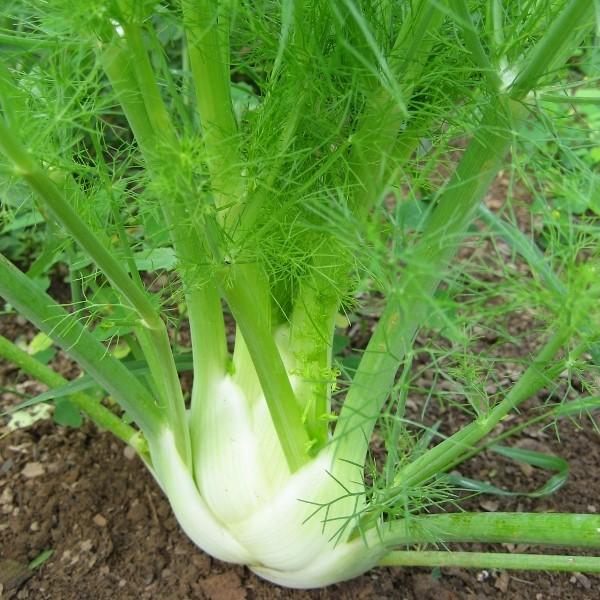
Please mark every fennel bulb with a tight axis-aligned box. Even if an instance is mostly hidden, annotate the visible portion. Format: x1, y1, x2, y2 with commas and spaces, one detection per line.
151, 423, 380, 588
150, 329, 379, 588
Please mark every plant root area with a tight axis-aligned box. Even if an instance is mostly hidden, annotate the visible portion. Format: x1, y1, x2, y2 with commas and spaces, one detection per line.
1, 350, 599, 598
1, 419, 599, 600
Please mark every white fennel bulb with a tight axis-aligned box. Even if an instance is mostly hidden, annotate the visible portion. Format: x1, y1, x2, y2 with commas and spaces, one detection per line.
148, 330, 382, 588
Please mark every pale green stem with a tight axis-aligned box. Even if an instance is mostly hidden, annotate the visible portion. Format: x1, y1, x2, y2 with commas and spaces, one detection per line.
0, 253, 162, 437
379, 551, 600, 572
289, 270, 339, 448
177, 3, 309, 468
286, 3, 446, 448
180, 0, 239, 211
379, 512, 600, 549
100, 35, 227, 461
333, 99, 519, 469
121, 23, 179, 148
449, 0, 502, 90
223, 266, 311, 470
508, 0, 594, 100
489, 0, 505, 49
0, 32, 56, 49
102, 30, 304, 470
350, 0, 445, 213
101, 33, 228, 382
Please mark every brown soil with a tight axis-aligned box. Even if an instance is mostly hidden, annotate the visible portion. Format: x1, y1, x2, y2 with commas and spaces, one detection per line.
0, 412, 598, 600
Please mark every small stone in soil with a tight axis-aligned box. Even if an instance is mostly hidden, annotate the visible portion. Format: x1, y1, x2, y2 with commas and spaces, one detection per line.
199, 572, 247, 600
494, 571, 510, 593
476, 570, 490, 582
123, 446, 136, 460
127, 500, 148, 523
21, 462, 44, 478
570, 573, 592, 590
93, 513, 107, 527
0, 487, 13, 505
479, 500, 499, 512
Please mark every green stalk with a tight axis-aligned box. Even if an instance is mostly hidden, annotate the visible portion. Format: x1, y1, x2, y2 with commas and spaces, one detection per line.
0, 60, 24, 128
176, 6, 309, 467
379, 551, 600, 572
135, 325, 191, 463
488, 0, 505, 49
110, 26, 200, 464
99, 43, 157, 152
380, 512, 600, 549
0, 253, 162, 437
181, 0, 239, 210
333, 0, 594, 470
540, 93, 600, 105
0, 117, 161, 331
0, 334, 142, 451
224, 267, 311, 471
100, 35, 226, 461
350, 0, 445, 212
449, 0, 502, 90
121, 23, 179, 148
508, 0, 594, 100
333, 99, 518, 469
289, 259, 342, 447
104, 29, 283, 470
286, 3, 447, 445
0, 32, 56, 49
392, 325, 569, 489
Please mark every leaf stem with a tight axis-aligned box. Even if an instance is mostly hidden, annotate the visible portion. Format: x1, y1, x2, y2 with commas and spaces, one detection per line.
181, 0, 239, 210
392, 325, 570, 489
0, 334, 142, 451
0, 253, 163, 437
223, 266, 311, 471
379, 550, 600, 572
449, 0, 502, 91
100, 33, 227, 463
380, 512, 600, 549
333, 99, 519, 469
508, 0, 594, 99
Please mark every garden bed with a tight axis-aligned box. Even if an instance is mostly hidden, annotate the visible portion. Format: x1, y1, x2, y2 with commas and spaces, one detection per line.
1, 313, 599, 600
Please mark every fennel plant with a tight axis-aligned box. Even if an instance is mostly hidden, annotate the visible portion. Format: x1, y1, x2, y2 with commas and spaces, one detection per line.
1, 0, 599, 588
